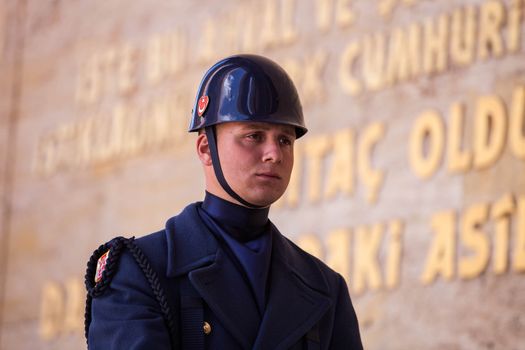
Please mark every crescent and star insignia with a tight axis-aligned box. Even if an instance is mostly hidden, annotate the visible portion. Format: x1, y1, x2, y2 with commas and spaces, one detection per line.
94, 250, 110, 283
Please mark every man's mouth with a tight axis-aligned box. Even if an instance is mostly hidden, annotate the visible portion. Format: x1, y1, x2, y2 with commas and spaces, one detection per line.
256, 172, 281, 180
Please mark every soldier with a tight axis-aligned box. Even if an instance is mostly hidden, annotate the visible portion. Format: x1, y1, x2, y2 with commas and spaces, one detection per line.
85, 54, 363, 349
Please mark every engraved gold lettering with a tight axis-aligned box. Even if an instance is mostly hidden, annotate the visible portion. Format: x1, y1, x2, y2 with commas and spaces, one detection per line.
385, 23, 421, 86
478, 0, 505, 60
297, 234, 324, 259
510, 85, 525, 160
339, 41, 362, 95
75, 56, 100, 105
336, 0, 355, 28
326, 228, 352, 285
378, 0, 417, 19
240, 4, 257, 52
39, 282, 64, 340
513, 196, 525, 272
378, 0, 396, 18
514, 196, 525, 271
385, 220, 404, 289
450, 6, 476, 66
198, 19, 216, 64
447, 103, 472, 173
324, 128, 355, 199
117, 43, 138, 94
409, 110, 445, 179
492, 194, 515, 275
421, 210, 456, 285
302, 50, 328, 105
281, 0, 298, 44
62, 278, 84, 334
423, 13, 448, 75
473, 95, 507, 169
363, 33, 386, 91
353, 224, 383, 294
357, 122, 386, 204
458, 203, 490, 279
305, 135, 331, 203
146, 31, 187, 85
508, 0, 523, 53
315, 0, 332, 32
261, 0, 279, 49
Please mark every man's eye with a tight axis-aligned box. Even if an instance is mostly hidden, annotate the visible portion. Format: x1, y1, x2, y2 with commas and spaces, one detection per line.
247, 133, 262, 141
280, 137, 293, 146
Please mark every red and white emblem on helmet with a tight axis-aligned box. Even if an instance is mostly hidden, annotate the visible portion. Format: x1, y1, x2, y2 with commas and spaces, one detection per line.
94, 251, 110, 283
197, 95, 209, 117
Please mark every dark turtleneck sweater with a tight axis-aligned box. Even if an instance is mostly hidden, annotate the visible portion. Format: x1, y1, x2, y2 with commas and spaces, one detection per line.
197, 192, 273, 315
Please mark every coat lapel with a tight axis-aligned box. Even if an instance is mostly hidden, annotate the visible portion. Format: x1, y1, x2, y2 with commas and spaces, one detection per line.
165, 204, 261, 349
165, 205, 332, 349
189, 249, 261, 349
253, 228, 332, 350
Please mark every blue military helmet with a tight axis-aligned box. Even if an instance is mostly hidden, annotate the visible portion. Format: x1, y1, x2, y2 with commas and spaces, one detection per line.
189, 54, 307, 208
188, 54, 307, 138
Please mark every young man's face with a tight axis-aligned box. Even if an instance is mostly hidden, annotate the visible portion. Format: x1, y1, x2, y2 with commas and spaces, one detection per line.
215, 121, 296, 207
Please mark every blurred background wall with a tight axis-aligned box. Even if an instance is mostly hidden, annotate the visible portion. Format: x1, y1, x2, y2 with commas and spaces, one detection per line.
1, 0, 524, 349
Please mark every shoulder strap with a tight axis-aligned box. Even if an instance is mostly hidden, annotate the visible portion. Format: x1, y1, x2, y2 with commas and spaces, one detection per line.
84, 236, 177, 348
179, 278, 205, 350
84, 236, 127, 344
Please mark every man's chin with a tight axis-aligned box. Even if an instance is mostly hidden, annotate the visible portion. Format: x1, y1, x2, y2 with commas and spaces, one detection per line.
245, 194, 283, 208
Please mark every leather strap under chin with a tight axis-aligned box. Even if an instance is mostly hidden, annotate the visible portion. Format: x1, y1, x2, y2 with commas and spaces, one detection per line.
205, 126, 265, 209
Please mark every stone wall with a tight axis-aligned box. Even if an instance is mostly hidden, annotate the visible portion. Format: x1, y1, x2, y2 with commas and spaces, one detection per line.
0, 0, 524, 349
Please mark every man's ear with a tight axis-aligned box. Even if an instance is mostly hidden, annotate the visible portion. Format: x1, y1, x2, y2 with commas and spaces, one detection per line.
196, 133, 213, 166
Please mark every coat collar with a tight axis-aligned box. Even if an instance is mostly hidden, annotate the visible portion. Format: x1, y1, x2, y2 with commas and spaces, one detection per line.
165, 203, 217, 277
164, 203, 332, 348
252, 223, 332, 349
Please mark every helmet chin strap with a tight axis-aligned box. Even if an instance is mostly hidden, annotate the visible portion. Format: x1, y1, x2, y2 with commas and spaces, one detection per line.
205, 126, 266, 209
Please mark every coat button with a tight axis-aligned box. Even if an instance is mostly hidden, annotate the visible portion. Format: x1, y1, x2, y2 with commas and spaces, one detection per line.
203, 321, 212, 335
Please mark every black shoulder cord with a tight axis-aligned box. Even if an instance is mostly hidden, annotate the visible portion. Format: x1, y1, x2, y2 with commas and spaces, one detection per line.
84, 237, 177, 349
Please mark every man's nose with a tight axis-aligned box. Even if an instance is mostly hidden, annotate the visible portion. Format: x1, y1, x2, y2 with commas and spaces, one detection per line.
262, 140, 283, 163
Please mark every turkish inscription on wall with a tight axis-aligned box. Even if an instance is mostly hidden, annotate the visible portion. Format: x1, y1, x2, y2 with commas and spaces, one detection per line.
35, 0, 525, 343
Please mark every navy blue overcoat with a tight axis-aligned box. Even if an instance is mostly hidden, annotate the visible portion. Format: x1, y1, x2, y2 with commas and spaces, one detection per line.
87, 203, 363, 349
